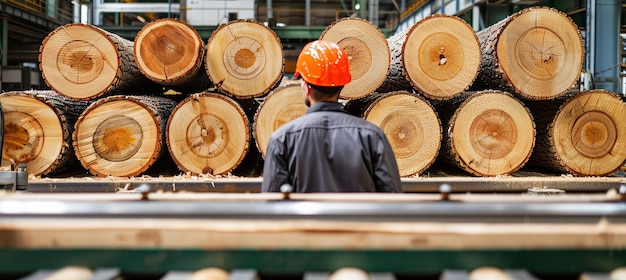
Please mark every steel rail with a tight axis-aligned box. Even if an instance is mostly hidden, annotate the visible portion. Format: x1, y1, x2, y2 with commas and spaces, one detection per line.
1, 198, 625, 223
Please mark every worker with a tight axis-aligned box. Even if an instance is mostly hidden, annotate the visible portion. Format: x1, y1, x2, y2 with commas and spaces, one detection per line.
261, 40, 402, 193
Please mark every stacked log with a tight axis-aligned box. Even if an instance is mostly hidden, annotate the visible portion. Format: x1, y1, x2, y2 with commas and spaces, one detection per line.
359, 91, 441, 177
73, 95, 177, 177
0, 90, 91, 176
254, 84, 308, 158
39, 23, 161, 100
166, 92, 251, 175
436, 90, 535, 177
472, 7, 584, 100
134, 18, 212, 93
378, 14, 481, 101
525, 90, 626, 176
205, 19, 284, 99
319, 18, 390, 100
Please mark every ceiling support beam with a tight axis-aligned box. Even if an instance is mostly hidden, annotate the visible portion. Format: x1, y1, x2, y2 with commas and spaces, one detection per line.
588, 0, 620, 93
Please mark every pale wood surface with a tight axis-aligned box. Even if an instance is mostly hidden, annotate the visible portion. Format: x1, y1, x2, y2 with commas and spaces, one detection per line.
167, 92, 250, 175
205, 19, 284, 98
253, 84, 307, 158
363, 91, 441, 176
379, 14, 480, 101
73, 95, 176, 177
550, 90, 626, 176
320, 18, 390, 100
1, 217, 625, 250
442, 91, 535, 176
134, 18, 211, 91
474, 7, 583, 100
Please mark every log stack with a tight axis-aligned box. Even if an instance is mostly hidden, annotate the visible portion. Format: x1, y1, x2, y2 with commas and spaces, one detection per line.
367, 6, 596, 177
18, 9, 624, 179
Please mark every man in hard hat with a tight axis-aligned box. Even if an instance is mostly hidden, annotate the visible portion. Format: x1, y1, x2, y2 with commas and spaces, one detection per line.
261, 40, 402, 193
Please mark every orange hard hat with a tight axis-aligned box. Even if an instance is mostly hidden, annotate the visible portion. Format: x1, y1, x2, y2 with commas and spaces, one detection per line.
294, 40, 352, 87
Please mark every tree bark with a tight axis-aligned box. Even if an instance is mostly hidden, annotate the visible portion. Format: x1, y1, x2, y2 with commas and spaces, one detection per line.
472, 7, 584, 100
134, 18, 212, 93
205, 19, 284, 99
377, 14, 481, 101
320, 18, 390, 100
73, 95, 177, 177
526, 90, 626, 176
0, 90, 91, 176
39, 23, 161, 100
437, 90, 535, 177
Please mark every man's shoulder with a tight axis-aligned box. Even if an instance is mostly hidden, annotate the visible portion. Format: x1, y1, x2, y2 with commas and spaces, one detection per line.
271, 111, 384, 136
338, 113, 385, 132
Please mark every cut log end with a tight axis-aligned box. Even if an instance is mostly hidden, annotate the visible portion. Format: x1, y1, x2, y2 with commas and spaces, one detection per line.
254, 84, 308, 158
167, 92, 250, 175
73, 96, 174, 177
134, 18, 205, 85
320, 18, 390, 100
448, 91, 535, 176
205, 20, 284, 98
364, 91, 442, 176
403, 14, 481, 100
39, 24, 119, 100
0, 92, 72, 176
497, 7, 583, 100
552, 90, 626, 176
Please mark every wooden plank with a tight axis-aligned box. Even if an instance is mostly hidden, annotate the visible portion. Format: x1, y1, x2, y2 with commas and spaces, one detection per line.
1, 218, 626, 250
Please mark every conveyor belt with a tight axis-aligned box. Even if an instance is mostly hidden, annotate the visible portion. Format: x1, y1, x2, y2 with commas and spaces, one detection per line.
0, 192, 625, 277
0, 193, 625, 222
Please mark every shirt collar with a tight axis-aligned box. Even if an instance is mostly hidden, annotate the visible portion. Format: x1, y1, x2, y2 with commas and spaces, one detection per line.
306, 101, 345, 114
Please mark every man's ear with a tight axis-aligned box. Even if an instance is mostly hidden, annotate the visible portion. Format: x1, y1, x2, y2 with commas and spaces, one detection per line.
301, 80, 311, 96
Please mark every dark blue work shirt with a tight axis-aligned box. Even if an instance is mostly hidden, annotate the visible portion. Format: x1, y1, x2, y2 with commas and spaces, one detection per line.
261, 101, 402, 193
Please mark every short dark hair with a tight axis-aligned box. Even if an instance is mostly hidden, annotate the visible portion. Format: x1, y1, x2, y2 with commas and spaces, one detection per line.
309, 83, 344, 98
